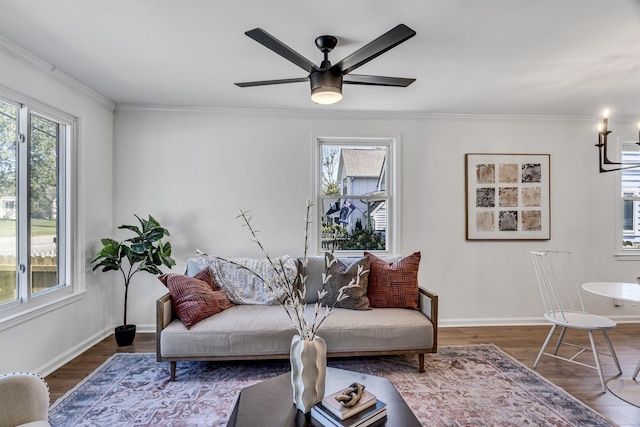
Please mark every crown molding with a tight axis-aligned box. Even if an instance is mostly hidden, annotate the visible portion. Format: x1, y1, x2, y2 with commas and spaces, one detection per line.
0, 35, 115, 112
115, 103, 602, 122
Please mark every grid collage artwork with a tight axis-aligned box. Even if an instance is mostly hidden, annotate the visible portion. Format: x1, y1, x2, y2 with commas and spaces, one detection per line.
466, 154, 550, 240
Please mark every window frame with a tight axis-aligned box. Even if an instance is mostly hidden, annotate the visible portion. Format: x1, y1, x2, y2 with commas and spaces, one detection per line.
0, 88, 80, 327
311, 134, 400, 256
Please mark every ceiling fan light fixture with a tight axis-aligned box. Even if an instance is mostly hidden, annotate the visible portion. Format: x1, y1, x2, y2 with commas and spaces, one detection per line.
311, 86, 342, 105
310, 71, 342, 105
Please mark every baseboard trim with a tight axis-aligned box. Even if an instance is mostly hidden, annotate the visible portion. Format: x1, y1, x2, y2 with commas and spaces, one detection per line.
35, 327, 112, 377
438, 317, 546, 327
34, 324, 158, 377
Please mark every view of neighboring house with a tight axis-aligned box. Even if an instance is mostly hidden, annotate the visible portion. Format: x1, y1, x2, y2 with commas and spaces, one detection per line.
622, 147, 640, 246
0, 196, 15, 219
325, 148, 387, 235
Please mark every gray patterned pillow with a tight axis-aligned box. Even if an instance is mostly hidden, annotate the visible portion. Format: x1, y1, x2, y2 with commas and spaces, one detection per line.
321, 252, 371, 310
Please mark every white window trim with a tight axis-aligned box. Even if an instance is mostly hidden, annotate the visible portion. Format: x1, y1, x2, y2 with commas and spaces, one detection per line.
0, 86, 84, 328
311, 133, 401, 256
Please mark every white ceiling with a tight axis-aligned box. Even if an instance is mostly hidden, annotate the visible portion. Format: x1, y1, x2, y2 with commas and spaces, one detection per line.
0, 0, 639, 117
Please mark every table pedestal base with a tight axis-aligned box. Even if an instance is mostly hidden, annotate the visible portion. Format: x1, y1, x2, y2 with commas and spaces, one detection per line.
607, 379, 640, 407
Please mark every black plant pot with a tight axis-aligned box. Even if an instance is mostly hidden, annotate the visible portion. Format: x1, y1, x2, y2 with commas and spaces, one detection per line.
114, 324, 136, 346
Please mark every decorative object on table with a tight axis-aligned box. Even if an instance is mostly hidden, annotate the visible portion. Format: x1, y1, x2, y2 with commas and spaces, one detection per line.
311, 399, 387, 427
48, 346, 617, 427
91, 214, 175, 346
322, 384, 377, 420
236, 201, 368, 413
335, 382, 365, 408
290, 334, 327, 414
594, 109, 640, 173
465, 153, 550, 240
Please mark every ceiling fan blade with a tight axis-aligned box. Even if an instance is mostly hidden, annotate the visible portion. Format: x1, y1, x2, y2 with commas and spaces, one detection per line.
245, 28, 318, 73
235, 77, 309, 87
343, 74, 416, 87
332, 24, 416, 75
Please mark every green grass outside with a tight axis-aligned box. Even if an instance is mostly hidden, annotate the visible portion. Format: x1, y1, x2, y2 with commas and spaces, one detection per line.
0, 218, 56, 237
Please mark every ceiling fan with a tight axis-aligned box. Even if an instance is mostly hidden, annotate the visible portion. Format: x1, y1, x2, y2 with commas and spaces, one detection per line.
234, 24, 417, 105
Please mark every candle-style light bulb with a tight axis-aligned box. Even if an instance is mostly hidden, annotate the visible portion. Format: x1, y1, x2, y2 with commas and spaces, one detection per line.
602, 109, 609, 133
603, 109, 610, 119
597, 123, 603, 146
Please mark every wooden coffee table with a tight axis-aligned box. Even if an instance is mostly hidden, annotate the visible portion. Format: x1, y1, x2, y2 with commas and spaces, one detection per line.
226, 367, 421, 426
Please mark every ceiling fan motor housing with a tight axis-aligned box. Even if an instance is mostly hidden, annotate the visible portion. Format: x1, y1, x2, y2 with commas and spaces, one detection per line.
310, 70, 342, 92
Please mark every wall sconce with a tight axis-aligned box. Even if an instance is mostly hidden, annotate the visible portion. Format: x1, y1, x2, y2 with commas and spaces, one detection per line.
596, 109, 640, 173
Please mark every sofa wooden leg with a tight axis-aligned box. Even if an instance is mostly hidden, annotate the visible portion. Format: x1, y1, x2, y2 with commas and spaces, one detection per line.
419, 354, 425, 373
170, 362, 176, 381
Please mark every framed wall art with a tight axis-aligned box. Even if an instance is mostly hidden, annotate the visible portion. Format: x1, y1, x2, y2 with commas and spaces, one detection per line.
465, 153, 550, 240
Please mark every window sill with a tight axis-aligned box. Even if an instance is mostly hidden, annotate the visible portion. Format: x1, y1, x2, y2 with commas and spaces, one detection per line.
614, 252, 640, 261
0, 290, 86, 332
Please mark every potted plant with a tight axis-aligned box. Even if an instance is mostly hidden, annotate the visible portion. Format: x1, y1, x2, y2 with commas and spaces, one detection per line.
92, 214, 176, 346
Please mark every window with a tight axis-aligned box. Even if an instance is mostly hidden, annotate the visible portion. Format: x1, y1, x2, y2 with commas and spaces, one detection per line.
620, 143, 640, 250
0, 94, 73, 318
314, 136, 398, 254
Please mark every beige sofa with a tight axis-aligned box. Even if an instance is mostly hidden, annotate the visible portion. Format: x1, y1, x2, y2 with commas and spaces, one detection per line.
156, 255, 438, 380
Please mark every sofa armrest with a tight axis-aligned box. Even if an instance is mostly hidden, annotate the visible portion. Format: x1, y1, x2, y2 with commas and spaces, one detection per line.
419, 287, 438, 352
156, 293, 173, 361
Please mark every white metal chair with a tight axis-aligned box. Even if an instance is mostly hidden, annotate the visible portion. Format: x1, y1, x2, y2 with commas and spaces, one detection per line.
530, 250, 621, 392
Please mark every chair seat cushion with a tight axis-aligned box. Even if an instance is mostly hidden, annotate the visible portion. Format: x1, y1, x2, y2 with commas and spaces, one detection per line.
546, 311, 617, 330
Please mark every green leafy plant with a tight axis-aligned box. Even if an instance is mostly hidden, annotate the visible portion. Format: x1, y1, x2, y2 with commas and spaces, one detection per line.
342, 224, 385, 250
92, 214, 176, 326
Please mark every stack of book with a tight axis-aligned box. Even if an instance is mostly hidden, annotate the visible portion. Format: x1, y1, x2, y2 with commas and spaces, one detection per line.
310, 388, 387, 427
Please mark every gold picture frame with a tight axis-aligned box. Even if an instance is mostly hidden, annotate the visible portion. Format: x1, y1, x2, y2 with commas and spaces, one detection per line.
465, 153, 550, 240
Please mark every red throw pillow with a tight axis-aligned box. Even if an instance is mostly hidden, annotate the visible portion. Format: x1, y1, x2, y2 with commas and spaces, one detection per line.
190, 268, 220, 290
158, 270, 233, 329
364, 252, 421, 309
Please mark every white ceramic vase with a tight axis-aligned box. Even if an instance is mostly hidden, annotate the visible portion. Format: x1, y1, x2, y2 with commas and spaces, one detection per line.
290, 334, 327, 413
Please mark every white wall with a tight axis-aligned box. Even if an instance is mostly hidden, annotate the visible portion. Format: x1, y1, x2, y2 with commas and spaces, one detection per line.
3, 41, 640, 376
0, 39, 116, 375
114, 108, 640, 330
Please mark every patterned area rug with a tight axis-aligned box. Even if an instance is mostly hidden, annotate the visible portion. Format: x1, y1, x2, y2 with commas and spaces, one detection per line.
49, 344, 614, 426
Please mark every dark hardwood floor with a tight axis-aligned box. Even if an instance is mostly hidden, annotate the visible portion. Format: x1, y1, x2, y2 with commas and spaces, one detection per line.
45, 324, 640, 426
